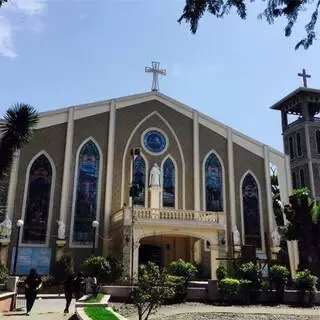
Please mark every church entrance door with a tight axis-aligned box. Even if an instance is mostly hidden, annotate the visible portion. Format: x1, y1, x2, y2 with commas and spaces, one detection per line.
139, 244, 163, 267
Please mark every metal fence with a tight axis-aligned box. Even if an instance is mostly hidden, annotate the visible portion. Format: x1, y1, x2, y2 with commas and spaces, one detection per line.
15, 294, 26, 311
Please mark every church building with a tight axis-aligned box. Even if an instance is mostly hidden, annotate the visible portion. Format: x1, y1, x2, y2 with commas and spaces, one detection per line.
0, 63, 298, 279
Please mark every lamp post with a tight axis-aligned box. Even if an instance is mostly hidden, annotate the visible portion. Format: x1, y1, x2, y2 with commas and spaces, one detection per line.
92, 220, 99, 255
13, 219, 24, 276
130, 147, 140, 284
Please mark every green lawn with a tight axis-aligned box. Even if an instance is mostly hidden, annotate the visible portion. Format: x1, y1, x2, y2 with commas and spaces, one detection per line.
84, 293, 104, 303
84, 307, 119, 320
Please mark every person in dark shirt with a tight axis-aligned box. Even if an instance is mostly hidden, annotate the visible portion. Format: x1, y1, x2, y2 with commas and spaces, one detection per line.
73, 272, 85, 301
63, 273, 75, 314
24, 268, 42, 316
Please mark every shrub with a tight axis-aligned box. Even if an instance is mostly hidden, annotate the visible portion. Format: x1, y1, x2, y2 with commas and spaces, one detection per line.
131, 262, 174, 320
216, 264, 227, 282
83, 256, 111, 283
167, 259, 197, 283
295, 269, 317, 305
167, 259, 197, 303
270, 265, 289, 293
219, 278, 241, 303
105, 254, 123, 283
238, 262, 262, 290
0, 263, 9, 284
166, 275, 186, 303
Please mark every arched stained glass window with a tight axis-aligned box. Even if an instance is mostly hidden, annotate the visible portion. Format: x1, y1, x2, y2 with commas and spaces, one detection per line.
205, 153, 223, 211
133, 155, 146, 206
242, 173, 262, 249
23, 154, 53, 244
73, 140, 100, 245
162, 158, 175, 208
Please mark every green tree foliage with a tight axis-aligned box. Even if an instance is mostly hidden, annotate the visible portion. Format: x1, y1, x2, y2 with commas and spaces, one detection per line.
0, 103, 38, 180
131, 262, 174, 320
295, 269, 317, 305
283, 188, 320, 273
178, 0, 320, 49
167, 259, 197, 282
270, 265, 290, 302
83, 256, 111, 283
270, 171, 284, 226
216, 263, 228, 282
0, 1, 7, 8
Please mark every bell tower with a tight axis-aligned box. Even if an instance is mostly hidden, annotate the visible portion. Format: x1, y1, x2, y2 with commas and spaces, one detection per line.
271, 70, 320, 200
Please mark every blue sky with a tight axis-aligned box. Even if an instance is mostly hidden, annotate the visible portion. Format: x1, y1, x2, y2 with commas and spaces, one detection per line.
0, 0, 319, 153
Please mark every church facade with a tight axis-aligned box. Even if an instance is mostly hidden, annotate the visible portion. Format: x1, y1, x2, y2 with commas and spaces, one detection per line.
1, 91, 298, 278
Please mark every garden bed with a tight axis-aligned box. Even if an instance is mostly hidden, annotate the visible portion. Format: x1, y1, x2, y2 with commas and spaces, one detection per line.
77, 306, 127, 320
76, 294, 110, 308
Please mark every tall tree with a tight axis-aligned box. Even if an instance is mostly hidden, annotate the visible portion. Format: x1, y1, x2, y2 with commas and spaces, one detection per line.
284, 188, 320, 273
0, 0, 7, 7
0, 103, 38, 181
178, 0, 320, 49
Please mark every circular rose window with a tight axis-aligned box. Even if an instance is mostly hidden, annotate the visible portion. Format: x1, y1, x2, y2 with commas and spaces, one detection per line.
143, 129, 167, 154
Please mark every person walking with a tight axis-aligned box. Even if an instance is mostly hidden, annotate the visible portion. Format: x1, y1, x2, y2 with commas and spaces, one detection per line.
73, 272, 85, 301
24, 268, 42, 316
63, 273, 74, 314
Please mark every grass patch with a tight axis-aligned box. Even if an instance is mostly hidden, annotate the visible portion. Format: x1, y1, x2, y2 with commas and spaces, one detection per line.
84, 307, 119, 320
84, 293, 104, 303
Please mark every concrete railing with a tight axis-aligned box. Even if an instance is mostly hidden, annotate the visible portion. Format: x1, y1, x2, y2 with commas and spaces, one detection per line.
111, 207, 225, 226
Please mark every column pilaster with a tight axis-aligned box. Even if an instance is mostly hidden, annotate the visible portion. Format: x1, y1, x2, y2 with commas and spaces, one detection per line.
103, 100, 116, 254
263, 146, 274, 251
304, 124, 315, 196
210, 246, 219, 280
193, 111, 200, 211
59, 107, 74, 225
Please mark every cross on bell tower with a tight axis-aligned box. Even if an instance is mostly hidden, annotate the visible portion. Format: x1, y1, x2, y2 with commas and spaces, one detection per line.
145, 61, 166, 92
298, 68, 311, 88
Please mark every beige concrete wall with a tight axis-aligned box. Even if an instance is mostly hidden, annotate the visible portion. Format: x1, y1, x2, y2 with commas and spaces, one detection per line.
112, 100, 193, 212
233, 144, 268, 250
11, 123, 67, 264
67, 112, 109, 259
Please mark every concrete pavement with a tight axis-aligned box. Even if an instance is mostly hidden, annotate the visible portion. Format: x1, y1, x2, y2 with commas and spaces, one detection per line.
1, 298, 77, 320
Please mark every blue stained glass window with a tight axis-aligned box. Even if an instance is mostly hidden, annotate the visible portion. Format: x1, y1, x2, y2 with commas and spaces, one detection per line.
23, 154, 53, 244
133, 155, 146, 206
163, 158, 175, 208
144, 130, 166, 154
242, 173, 262, 249
205, 153, 223, 211
73, 140, 100, 245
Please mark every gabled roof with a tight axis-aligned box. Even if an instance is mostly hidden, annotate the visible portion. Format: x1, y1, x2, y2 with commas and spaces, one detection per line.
270, 87, 320, 111
29, 91, 286, 159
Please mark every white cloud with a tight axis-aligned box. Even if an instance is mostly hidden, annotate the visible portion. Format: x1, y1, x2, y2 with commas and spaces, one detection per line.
8, 0, 47, 15
0, 17, 17, 58
0, 0, 48, 58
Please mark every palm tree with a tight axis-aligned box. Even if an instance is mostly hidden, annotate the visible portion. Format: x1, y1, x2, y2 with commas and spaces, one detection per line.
0, 103, 38, 180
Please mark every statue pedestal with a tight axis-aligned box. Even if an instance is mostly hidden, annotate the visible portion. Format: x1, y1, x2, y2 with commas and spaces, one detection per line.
271, 246, 281, 260
149, 186, 161, 209
55, 240, 66, 262
0, 239, 10, 266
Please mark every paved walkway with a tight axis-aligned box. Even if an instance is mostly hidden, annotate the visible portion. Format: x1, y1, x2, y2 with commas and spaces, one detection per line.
1, 298, 76, 320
